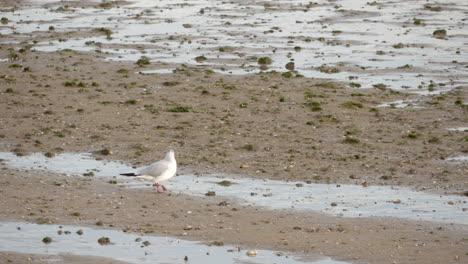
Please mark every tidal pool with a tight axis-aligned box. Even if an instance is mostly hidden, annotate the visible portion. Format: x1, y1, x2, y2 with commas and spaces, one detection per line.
446, 155, 468, 162
376, 99, 421, 108
1, 152, 466, 225
0, 222, 348, 264
447, 127, 468, 132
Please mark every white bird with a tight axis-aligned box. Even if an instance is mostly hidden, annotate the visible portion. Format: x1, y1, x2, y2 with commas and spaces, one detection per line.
120, 149, 177, 193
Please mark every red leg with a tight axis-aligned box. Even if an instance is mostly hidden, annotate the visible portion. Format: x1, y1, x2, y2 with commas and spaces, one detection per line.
154, 183, 164, 193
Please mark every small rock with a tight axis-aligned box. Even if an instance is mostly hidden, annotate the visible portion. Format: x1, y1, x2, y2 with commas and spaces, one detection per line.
44, 152, 55, 158
258, 57, 272, 65
183, 226, 193, 230
184, 256, 188, 261
99, 148, 113, 155
246, 249, 257, 257
142, 241, 151, 247
76, 229, 83, 235
205, 191, 216, 196
295, 183, 304, 187
98, 237, 111, 245
331, 202, 337, 206
380, 175, 392, 180
42, 237, 52, 244
217, 180, 235, 186
392, 199, 401, 204
218, 201, 229, 206
285, 62, 295, 71
432, 29, 447, 38
195, 56, 207, 62
135, 237, 142, 242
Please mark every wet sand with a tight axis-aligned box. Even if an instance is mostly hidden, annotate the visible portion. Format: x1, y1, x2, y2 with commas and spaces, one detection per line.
0, 169, 467, 264
0, 47, 466, 195
0, 0, 467, 263
0, 49, 466, 262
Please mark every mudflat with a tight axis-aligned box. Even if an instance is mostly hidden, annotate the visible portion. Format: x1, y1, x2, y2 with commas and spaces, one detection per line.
0, 0, 467, 263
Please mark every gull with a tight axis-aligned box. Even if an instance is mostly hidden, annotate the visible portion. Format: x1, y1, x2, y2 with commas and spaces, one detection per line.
120, 149, 177, 193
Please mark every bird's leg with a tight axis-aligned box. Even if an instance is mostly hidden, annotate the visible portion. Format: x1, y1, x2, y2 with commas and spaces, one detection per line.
154, 183, 166, 193
153, 183, 162, 193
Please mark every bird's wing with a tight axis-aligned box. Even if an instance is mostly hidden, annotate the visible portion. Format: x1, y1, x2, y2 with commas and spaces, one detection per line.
137, 160, 170, 177
135, 175, 156, 182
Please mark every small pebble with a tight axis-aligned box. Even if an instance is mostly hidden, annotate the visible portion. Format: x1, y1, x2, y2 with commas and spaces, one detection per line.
98, 237, 111, 245
246, 249, 257, 257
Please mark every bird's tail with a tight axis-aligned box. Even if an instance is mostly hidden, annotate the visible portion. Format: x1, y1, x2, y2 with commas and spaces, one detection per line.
120, 173, 137, 176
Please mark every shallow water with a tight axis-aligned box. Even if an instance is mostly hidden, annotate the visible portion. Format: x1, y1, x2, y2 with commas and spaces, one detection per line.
1, 152, 467, 225
376, 99, 421, 108
447, 127, 468, 132
0, 152, 129, 177
1, 0, 467, 93
0, 222, 347, 264
167, 175, 468, 225
446, 155, 468, 162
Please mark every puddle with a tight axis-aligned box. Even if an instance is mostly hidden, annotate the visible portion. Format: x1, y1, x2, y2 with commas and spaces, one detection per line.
0, 222, 348, 264
168, 175, 468, 225
138, 69, 176, 74
1, 0, 467, 93
446, 155, 468, 162
0, 152, 130, 177
376, 99, 421, 108
1, 152, 467, 224
447, 127, 468, 132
